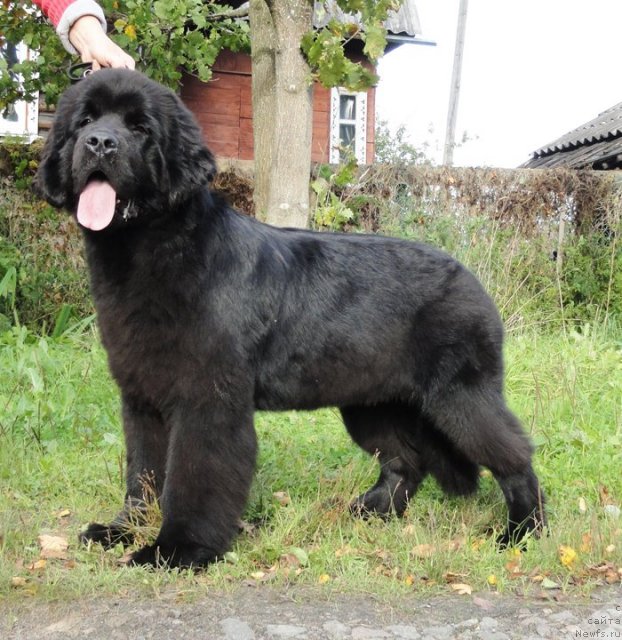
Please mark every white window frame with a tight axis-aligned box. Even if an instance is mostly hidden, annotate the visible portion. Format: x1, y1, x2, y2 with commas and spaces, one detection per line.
329, 87, 367, 165
1, 42, 39, 141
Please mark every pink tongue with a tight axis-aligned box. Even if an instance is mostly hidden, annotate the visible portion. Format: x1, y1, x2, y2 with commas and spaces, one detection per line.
77, 180, 117, 231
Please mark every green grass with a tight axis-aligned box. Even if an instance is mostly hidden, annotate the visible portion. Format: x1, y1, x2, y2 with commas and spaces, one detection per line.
0, 320, 621, 601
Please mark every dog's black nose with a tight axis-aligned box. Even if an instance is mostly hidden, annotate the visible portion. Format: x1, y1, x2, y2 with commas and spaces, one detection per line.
85, 131, 118, 157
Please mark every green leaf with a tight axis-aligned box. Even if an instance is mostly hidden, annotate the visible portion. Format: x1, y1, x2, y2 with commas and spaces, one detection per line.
541, 578, 560, 590
153, 1, 171, 20
288, 547, 309, 566
362, 23, 386, 62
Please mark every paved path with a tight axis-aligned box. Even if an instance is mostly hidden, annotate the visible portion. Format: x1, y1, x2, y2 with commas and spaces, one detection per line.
2, 585, 621, 639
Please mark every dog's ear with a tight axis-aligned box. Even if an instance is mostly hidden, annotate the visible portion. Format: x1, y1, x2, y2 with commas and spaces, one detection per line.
164, 93, 217, 207
34, 92, 75, 208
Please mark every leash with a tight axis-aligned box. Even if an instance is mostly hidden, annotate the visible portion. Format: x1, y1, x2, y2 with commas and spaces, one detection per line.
67, 62, 94, 84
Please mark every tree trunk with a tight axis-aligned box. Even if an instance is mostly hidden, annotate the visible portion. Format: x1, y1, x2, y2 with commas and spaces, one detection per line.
249, 0, 313, 228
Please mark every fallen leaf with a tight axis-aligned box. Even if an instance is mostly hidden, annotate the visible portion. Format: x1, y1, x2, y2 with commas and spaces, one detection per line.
587, 562, 614, 575
504, 547, 522, 575
27, 559, 47, 571
599, 485, 614, 506
11, 576, 27, 587
578, 497, 587, 514
450, 583, 472, 595
57, 509, 71, 519
444, 571, 469, 582
445, 537, 465, 552
284, 547, 309, 567
541, 577, 560, 590
606, 544, 616, 554
318, 573, 331, 584
411, 543, 435, 558
272, 491, 291, 506
470, 538, 486, 551
487, 574, 497, 586
280, 553, 301, 569
250, 571, 265, 580
38, 534, 69, 559
559, 545, 578, 568
404, 575, 414, 586
580, 533, 592, 553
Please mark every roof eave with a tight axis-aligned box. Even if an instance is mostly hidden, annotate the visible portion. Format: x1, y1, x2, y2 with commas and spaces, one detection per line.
386, 34, 436, 47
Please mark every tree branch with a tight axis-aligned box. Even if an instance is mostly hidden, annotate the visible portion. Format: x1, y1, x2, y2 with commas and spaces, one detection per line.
206, 1, 250, 20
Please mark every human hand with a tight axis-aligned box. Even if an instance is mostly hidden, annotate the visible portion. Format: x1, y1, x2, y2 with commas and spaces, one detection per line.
69, 15, 135, 70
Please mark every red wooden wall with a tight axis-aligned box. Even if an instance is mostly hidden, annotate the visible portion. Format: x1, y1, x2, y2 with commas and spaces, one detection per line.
180, 50, 376, 164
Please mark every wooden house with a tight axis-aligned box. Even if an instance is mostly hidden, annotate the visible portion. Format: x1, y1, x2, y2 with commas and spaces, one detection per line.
523, 102, 622, 170
180, 0, 426, 166
6, 0, 427, 162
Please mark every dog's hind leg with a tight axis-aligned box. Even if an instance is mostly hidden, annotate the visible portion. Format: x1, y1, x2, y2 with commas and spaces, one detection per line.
424, 386, 546, 544
80, 395, 169, 549
341, 404, 428, 518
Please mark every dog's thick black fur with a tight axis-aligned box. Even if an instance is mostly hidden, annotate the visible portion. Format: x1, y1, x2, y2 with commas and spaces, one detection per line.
36, 69, 545, 568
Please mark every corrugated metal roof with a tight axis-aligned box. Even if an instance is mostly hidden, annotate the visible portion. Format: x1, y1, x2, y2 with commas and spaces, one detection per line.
523, 102, 622, 169
314, 0, 422, 38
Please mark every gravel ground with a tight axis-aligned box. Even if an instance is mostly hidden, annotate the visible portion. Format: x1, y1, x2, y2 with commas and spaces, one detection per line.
2, 585, 621, 639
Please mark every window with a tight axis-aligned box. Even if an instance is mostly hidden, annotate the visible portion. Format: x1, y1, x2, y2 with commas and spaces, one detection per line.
0, 42, 38, 141
330, 88, 367, 164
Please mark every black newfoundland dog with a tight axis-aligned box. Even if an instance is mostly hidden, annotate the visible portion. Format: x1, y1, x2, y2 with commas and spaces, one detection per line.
36, 69, 545, 568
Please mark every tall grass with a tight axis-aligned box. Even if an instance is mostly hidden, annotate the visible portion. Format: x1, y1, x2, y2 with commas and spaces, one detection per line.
0, 320, 620, 600
376, 202, 621, 333
0, 165, 620, 599
312, 164, 622, 331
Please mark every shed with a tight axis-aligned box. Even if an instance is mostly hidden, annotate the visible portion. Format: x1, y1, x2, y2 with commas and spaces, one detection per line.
523, 102, 622, 170
180, 0, 427, 166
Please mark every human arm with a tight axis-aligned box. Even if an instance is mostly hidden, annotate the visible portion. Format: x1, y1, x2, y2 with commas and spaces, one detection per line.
31, 0, 135, 69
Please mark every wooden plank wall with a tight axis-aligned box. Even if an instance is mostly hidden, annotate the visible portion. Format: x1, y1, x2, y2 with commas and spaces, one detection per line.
180, 51, 254, 160
180, 50, 376, 164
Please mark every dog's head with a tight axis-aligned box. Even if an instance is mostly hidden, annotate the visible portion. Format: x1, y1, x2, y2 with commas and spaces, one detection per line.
36, 69, 216, 231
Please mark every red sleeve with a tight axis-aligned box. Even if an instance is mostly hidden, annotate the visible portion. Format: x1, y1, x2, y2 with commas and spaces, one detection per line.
31, 0, 77, 27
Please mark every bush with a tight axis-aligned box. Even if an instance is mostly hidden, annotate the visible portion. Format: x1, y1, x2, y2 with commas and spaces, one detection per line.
2, 139, 620, 332
312, 163, 622, 328
0, 177, 92, 331
0, 144, 257, 332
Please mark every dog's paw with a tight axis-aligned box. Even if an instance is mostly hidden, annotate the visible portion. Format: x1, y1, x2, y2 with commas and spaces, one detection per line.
349, 490, 394, 520
79, 522, 134, 549
128, 541, 218, 569
497, 513, 547, 548
349, 480, 415, 519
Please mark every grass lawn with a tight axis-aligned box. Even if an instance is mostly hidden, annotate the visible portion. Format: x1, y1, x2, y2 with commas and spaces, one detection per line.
0, 320, 620, 600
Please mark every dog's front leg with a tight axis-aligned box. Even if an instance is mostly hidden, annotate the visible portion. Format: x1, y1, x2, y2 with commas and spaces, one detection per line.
129, 399, 257, 569
80, 394, 169, 549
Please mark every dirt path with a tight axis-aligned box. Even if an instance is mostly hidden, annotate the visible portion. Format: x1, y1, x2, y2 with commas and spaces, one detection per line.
2, 585, 621, 639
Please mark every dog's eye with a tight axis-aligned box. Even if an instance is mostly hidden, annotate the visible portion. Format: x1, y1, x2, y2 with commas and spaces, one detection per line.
133, 124, 151, 135
79, 116, 93, 128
